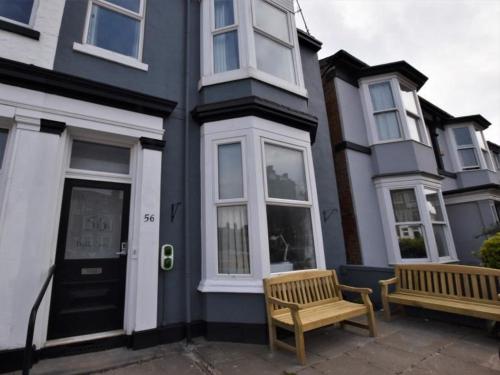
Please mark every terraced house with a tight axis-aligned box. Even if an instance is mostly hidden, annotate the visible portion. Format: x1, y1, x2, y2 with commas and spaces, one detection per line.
0, 0, 345, 371
320, 50, 499, 286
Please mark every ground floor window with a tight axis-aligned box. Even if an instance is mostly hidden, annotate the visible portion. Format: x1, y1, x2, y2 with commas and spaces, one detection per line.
376, 176, 457, 264
199, 117, 325, 293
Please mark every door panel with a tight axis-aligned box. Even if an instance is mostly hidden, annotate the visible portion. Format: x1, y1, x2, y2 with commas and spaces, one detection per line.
48, 179, 130, 340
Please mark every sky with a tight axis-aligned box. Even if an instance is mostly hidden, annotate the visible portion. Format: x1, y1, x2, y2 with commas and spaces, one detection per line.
295, 0, 500, 144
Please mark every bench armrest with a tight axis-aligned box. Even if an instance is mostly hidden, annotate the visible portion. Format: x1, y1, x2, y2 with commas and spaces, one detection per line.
338, 284, 373, 294
379, 277, 398, 286
267, 296, 302, 311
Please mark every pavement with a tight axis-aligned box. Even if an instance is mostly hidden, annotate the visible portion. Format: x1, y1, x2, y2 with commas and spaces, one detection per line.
11, 313, 500, 375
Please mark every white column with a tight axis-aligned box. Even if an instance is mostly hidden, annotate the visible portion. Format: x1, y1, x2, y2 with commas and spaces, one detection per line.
0, 115, 65, 349
129, 147, 162, 332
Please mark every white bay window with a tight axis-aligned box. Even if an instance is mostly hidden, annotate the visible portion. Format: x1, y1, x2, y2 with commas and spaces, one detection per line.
200, 117, 325, 293
201, 0, 306, 96
361, 76, 429, 146
449, 125, 495, 172
375, 176, 457, 264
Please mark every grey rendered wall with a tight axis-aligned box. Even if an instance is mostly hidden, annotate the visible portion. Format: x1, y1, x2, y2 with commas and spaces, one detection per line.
346, 150, 388, 267
456, 170, 499, 189
371, 141, 438, 176
300, 44, 347, 269
445, 200, 496, 265
334, 78, 369, 146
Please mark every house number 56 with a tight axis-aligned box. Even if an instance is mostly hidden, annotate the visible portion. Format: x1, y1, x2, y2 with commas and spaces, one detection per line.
144, 214, 155, 222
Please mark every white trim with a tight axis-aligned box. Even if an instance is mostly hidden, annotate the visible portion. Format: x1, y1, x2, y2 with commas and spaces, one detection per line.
44, 329, 124, 348
374, 174, 458, 265
200, 116, 325, 293
200, 0, 307, 97
444, 189, 500, 206
73, 42, 149, 71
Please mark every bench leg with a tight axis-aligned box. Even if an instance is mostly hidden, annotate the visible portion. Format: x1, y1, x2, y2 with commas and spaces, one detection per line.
294, 326, 306, 365
367, 306, 377, 337
268, 323, 277, 351
381, 297, 391, 321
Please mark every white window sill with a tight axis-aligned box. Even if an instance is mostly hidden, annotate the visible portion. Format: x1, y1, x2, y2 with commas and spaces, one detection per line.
198, 278, 264, 294
73, 42, 149, 71
199, 66, 308, 98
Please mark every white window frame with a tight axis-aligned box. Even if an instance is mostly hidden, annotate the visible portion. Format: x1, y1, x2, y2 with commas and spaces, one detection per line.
73, 0, 148, 71
374, 175, 457, 265
446, 123, 493, 172
0, 0, 38, 28
199, 117, 325, 293
210, 0, 241, 74
359, 74, 430, 146
200, 0, 307, 97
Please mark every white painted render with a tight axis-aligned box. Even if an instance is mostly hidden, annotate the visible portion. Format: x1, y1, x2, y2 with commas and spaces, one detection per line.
0, 82, 163, 350
0, 0, 66, 69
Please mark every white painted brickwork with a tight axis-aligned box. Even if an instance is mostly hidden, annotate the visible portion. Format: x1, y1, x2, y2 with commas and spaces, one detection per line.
0, 0, 66, 69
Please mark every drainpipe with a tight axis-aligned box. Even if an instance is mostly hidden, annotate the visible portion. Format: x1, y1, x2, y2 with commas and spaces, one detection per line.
183, 0, 192, 343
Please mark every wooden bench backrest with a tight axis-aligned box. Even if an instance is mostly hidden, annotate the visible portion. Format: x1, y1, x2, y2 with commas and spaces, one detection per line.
263, 270, 342, 315
394, 264, 500, 305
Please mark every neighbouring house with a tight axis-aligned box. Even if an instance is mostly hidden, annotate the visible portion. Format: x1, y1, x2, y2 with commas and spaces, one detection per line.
0, 0, 345, 372
320, 50, 499, 283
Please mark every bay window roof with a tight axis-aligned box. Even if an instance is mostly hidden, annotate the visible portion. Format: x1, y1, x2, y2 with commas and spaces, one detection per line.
443, 115, 491, 130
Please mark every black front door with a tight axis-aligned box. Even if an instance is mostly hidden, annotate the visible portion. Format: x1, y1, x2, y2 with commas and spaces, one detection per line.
48, 179, 130, 340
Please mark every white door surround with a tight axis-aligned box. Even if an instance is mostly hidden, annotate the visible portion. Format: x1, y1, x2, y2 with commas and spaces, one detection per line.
0, 82, 164, 350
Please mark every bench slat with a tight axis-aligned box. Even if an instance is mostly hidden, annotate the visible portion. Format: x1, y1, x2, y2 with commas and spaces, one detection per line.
489, 275, 498, 301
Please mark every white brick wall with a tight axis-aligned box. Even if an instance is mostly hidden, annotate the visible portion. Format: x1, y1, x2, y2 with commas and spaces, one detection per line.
0, 0, 66, 69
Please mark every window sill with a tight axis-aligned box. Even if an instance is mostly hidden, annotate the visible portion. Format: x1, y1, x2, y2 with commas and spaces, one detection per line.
199, 66, 308, 98
73, 43, 148, 71
198, 278, 264, 294
0, 18, 39, 40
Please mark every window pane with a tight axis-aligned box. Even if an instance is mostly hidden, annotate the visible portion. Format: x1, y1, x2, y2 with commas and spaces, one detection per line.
424, 189, 444, 222
214, 0, 234, 29
432, 224, 449, 257
396, 224, 427, 259
64, 187, 124, 260
0, 129, 7, 168
483, 150, 493, 170
475, 130, 486, 149
255, 33, 295, 83
218, 143, 243, 199
401, 88, 419, 114
70, 141, 130, 174
495, 154, 500, 170
213, 31, 239, 73
458, 148, 479, 168
375, 111, 401, 140
267, 206, 315, 272
254, 0, 289, 42
0, 0, 33, 24
265, 143, 308, 201
87, 5, 140, 58
453, 127, 473, 146
217, 206, 250, 274
406, 114, 422, 142
105, 0, 140, 13
390, 189, 420, 222
369, 82, 395, 111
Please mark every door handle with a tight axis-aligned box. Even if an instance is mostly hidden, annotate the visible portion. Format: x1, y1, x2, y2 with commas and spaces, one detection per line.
116, 242, 128, 256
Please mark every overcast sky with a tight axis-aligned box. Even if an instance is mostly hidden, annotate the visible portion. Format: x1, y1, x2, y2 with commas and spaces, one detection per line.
296, 0, 500, 144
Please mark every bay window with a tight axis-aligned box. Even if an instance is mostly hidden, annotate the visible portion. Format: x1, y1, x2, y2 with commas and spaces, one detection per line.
376, 176, 457, 264
450, 125, 494, 171
0, 0, 36, 25
200, 118, 325, 293
361, 76, 429, 146
201, 0, 306, 96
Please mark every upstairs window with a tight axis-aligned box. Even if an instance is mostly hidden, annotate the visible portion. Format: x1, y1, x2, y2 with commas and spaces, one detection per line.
201, 0, 306, 97
362, 77, 429, 146
85, 0, 145, 59
0, 0, 35, 25
253, 0, 295, 83
476, 130, 494, 170
452, 127, 481, 170
212, 0, 239, 73
369, 82, 401, 141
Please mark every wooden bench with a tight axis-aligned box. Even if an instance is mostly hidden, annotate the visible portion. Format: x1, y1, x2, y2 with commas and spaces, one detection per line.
379, 264, 500, 322
264, 270, 377, 364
